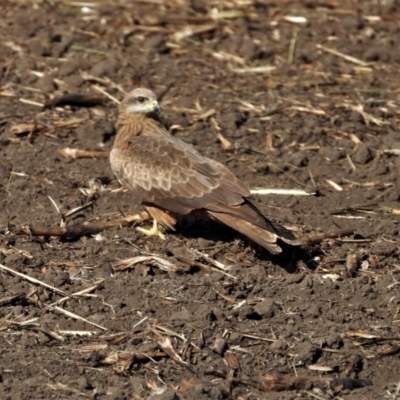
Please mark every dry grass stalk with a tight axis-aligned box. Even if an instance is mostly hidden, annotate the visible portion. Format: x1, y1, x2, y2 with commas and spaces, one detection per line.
195, 251, 231, 272
151, 324, 187, 342
17, 213, 146, 238
47, 382, 87, 396
383, 149, 400, 155
57, 148, 110, 159
242, 374, 372, 392
189, 108, 216, 125
176, 255, 237, 280
233, 66, 276, 74
316, 44, 370, 67
157, 337, 197, 375
91, 84, 121, 104
58, 330, 97, 337
0, 263, 68, 297
288, 105, 326, 116
326, 179, 343, 191
113, 255, 179, 273
0, 292, 25, 306
307, 365, 334, 372
50, 305, 107, 331
50, 280, 104, 307
10, 117, 87, 136
301, 229, 355, 246
350, 104, 386, 126
216, 133, 232, 150
282, 16, 308, 24
172, 23, 216, 41
19, 98, 44, 107
251, 188, 316, 196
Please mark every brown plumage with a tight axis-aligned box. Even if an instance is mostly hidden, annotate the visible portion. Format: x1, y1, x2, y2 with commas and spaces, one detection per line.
110, 88, 300, 254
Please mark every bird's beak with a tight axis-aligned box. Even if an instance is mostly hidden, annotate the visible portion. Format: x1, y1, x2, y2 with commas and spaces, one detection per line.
152, 100, 161, 113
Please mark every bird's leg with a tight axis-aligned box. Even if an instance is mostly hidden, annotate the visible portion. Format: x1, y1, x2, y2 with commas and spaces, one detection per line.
136, 218, 165, 240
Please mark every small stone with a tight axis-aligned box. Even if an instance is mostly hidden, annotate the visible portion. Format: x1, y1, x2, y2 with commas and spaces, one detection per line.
212, 336, 226, 356
36, 75, 55, 94
64, 73, 84, 88
353, 144, 373, 164
289, 153, 308, 167
269, 339, 288, 355
90, 58, 118, 77
285, 273, 305, 284
59, 61, 79, 76
75, 376, 89, 390
253, 298, 275, 319
169, 308, 192, 324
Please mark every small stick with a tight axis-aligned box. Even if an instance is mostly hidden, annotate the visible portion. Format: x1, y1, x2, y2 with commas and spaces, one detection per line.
301, 229, 355, 245
17, 213, 148, 238
91, 84, 120, 104
251, 188, 316, 196
57, 148, 110, 159
316, 44, 369, 66
240, 374, 371, 392
287, 28, 298, 64
19, 98, 44, 107
326, 179, 343, 191
157, 82, 174, 103
70, 45, 110, 56
0, 292, 25, 307
383, 149, 400, 155
157, 337, 197, 375
51, 305, 107, 331
346, 154, 357, 172
50, 280, 104, 307
0, 263, 68, 297
233, 66, 276, 74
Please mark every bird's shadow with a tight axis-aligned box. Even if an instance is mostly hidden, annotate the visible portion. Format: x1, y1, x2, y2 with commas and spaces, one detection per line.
177, 219, 314, 273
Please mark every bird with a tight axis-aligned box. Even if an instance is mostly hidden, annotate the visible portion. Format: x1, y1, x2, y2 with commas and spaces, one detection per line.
110, 88, 300, 254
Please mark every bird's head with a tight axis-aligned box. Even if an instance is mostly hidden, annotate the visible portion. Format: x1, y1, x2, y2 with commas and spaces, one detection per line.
120, 88, 161, 115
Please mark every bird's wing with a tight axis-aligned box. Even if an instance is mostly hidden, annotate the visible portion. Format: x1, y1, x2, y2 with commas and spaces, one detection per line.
110, 134, 250, 215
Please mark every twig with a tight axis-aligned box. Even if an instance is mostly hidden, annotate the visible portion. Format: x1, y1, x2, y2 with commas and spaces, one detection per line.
113, 255, 180, 273
326, 179, 343, 191
157, 337, 197, 375
301, 229, 355, 245
251, 188, 316, 196
383, 149, 400, 155
0, 292, 25, 307
91, 84, 120, 104
16, 213, 148, 238
57, 148, 110, 159
0, 263, 68, 297
316, 44, 370, 66
50, 280, 104, 307
19, 98, 44, 107
50, 305, 107, 331
239, 374, 372, 392
233, 66, 276, 74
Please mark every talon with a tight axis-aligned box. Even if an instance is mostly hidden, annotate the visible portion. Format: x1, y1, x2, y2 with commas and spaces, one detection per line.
136, 219, 165, 240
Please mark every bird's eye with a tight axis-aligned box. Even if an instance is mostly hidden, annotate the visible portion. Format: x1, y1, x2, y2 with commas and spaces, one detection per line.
137, 96, 145, 103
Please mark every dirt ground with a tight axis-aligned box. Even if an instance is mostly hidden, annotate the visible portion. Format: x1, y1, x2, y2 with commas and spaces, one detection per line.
1, 0, 400, 399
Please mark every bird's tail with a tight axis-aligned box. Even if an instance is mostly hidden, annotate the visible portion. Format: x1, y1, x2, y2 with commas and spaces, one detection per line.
207, 211, 299, 254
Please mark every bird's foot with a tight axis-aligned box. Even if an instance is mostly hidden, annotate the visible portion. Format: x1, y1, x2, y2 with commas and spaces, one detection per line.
136, 219, 165, 240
